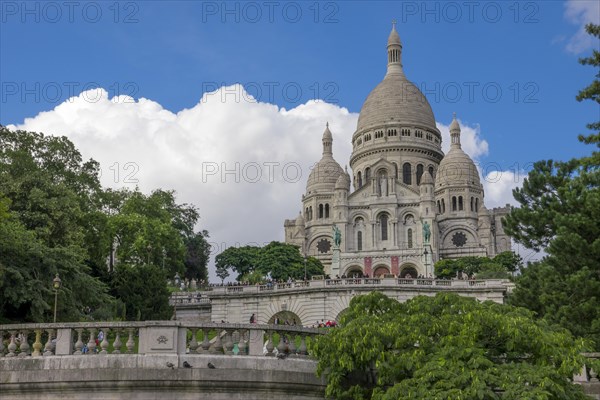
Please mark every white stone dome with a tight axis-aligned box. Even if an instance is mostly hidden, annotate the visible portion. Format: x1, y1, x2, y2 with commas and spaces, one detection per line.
306, 124, 344, 193
356, 73, 437, 133
435, 115, 481, 188
295, 212, 305, 226
335, 167, 351, 190
356, 25, 437, 133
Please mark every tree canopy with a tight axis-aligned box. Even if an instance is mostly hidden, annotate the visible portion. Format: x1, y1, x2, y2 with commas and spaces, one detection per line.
0, 126, 209, 322
215, 241, 324, 282
434, 251, 522, 280
310, 292, 598, 400
504, 24, 600, 350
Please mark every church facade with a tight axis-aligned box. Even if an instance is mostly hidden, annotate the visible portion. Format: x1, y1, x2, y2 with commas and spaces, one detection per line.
284, 25, 510, 278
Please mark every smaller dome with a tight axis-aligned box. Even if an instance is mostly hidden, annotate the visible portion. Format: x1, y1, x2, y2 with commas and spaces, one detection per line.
295, 212, 305, 226
306, 124, 344, 193
435, 114, 482, 189
335, 167, 351, 190
449, 112, 460, 133
420, 170, 434, 185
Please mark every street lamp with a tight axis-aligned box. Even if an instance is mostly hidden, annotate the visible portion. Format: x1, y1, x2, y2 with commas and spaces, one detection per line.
52, 274, 62, 323
304, 256, 307, 281
173, 273, 181, 320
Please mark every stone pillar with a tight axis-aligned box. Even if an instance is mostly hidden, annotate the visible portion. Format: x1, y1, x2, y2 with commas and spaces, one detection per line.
55, 328, 73, 355
391, 256, 399, 276
331, 248, 341, 277
364, 257, 372, 276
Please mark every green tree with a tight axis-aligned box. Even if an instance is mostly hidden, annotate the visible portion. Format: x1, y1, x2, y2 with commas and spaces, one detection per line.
256, 241, 324, 281
110, 263, 172, 321
504, 23, 600, 349
107, 189, 209, 279
0, 212, 112, 322
215, 245, 260, 280
215, 263, 230, 284
215, 242, 324, 282
0, 127, 112, 322
433, 252, 519, 279
310, 292, 597, 400
0, 127, 209, 322
184, 230, 210, 282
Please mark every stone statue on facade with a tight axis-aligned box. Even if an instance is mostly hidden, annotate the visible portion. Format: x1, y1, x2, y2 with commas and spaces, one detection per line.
423, 221, 431, 243
380, 175, 388, 196
333, 225, 342, 248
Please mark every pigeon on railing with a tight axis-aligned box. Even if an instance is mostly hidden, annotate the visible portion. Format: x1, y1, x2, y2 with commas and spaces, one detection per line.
207, 362, 216, 369
166, 362, 175, 369
183, 361, 193, 368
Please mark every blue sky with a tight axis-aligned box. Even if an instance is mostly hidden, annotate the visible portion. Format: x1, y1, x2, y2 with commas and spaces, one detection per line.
1, 1, 599, 272
2, 1, 599, 162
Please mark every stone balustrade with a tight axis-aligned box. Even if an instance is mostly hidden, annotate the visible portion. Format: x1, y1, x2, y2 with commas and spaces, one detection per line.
198, 278, 507, 295
0, 321, 323, 358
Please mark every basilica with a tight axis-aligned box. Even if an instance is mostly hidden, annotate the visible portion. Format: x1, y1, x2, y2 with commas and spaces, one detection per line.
284, 25, 510, 278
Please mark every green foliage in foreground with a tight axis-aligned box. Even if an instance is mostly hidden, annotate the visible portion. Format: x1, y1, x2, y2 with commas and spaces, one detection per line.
310, 292, 597, 400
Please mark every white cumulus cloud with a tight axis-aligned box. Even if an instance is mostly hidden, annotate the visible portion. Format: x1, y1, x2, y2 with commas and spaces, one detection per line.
563, 0, 600, 54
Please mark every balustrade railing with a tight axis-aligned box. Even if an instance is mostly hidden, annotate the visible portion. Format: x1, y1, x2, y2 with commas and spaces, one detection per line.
0, 322, 323, 359
196, 278, 508, 296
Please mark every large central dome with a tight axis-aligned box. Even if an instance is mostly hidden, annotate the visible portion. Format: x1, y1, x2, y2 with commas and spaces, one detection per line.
356, 25, 437, 134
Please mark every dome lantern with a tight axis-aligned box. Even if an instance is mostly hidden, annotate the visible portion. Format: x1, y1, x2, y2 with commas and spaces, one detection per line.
387, 20, 403, 76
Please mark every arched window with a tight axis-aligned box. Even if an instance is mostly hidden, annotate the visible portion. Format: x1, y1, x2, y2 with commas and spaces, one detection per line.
325, 204, 330, 218
403, 163, 412, 185
393, 163, 399, 179
475, 198, 479, 211
407, 228, 413, 248
305, 207, 309, 220
416, 164, 424, 185
357, 171, 362, 188
380, 214, 389, 241
441, 199, 446, 213
437, 200, 441, 214
429, 165, 434, 179
357, 231, 363, 251
319, 204, 324, 218
458, 196, 464, 211
470, 197, 474, 211
365, 167, 371, 183
452, 196, 457, 211
308, 206, 312, 220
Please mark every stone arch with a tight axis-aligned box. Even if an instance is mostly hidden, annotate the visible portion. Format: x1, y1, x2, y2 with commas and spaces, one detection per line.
268, 310, 302, 326
399, 208, 419, 223
399, 263, 419, 278
343, 265, 363, 277
352, 212, 369, 224
372, 264, 390, 277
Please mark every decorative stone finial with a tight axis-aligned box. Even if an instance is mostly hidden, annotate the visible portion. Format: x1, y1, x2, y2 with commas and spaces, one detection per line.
387, 21, 403, 75
450, 113, 461, 148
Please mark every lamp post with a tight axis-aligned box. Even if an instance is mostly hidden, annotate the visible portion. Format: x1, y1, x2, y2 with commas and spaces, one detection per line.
52, 274, 62, 323
173, 273, 181, 320
423, 248, 430, 277
304, 256, 307, 281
